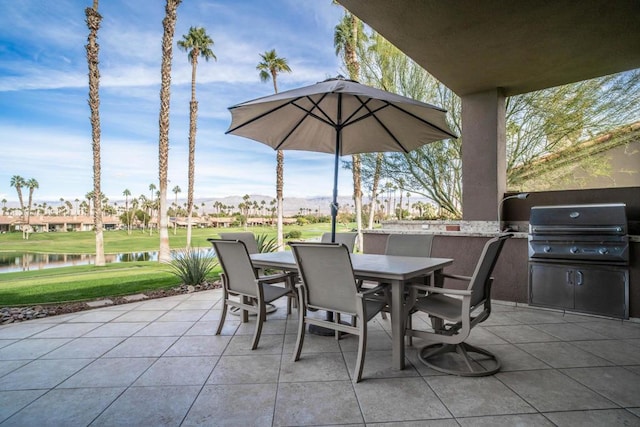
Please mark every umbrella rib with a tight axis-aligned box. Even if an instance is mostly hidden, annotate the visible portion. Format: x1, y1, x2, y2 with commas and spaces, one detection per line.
226, 97, 303, 134
388, 103, 458, 139
274, 94, 336, 150
348, 99, 411, 152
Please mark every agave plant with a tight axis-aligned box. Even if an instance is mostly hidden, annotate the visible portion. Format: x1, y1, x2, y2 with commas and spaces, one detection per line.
256, 233, 278, 253
167, 248, 218, 287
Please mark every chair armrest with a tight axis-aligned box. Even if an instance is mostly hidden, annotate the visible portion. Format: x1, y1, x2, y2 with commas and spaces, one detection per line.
437, 272, 472, 282
358, 283, 388, 296
257, 272, 294, 285
418, 285, 472, 296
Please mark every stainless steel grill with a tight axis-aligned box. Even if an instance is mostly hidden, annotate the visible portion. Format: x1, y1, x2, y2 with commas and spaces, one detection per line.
528, 203, 629, 319
528, 203, 629, 264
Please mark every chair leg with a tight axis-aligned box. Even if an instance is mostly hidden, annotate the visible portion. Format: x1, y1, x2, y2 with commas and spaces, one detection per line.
293, 296, 306, 362
251, 301, 265, 350
215, 299, 228, 335
353, 319, 367, 383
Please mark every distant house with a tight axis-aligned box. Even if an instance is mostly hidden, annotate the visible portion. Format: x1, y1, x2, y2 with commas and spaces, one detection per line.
509, 122, 640, 191
0, 215, 122, 233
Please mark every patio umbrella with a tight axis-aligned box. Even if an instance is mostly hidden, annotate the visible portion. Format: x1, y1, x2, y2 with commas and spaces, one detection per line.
226, 76, 457, 241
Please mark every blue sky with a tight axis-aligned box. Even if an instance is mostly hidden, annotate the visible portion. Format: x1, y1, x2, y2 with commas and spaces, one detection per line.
0, 0, 352, 204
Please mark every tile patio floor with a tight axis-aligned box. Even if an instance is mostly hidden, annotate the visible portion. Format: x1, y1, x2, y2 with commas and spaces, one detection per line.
1, 289, 640, 426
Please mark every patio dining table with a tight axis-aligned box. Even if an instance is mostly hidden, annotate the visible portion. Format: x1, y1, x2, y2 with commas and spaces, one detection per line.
250, 251, 454, 370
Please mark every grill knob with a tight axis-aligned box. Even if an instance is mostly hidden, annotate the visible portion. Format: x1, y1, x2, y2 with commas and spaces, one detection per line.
599, 248, 609, 255
570, 247, 579, 254
543, 246, 552, 253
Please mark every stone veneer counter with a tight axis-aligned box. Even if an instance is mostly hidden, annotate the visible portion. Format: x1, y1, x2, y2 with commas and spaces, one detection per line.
373, 220, 639, 242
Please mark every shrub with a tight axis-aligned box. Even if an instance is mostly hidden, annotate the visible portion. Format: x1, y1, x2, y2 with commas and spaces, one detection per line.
167, 248, 218, 286
285, 230, 302, 239
256, 233, 278, 253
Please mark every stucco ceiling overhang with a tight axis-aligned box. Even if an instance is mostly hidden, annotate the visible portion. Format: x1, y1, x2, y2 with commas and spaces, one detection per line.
339, 0, 640, 96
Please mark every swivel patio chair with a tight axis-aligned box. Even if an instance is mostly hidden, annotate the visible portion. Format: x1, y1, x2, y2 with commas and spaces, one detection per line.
209, 239, 296, 350
289, 242, 387, 383
320, 232, 357, 252
404, 234, 512, 376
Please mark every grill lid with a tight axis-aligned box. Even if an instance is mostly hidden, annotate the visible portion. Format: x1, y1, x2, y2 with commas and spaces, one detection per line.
529, 203, 627, 234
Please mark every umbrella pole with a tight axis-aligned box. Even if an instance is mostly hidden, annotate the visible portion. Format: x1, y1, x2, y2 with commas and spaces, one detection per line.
331, 97, 342, 244
331, 144, 339, 243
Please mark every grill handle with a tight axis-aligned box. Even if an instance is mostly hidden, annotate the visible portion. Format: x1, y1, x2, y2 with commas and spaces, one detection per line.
531, 226, 623, 234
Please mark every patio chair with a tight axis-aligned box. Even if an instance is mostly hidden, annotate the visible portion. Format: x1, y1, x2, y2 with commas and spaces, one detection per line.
217, 232, 294, 312
289, 242, 387, 383
381, 233, 435, 320
320, 232, 357, 252
218, 232, 259, 254
209, 239, 296, 350
404, 234, 512, 376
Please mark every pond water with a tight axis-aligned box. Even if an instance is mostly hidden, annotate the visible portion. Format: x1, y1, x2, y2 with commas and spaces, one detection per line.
0, 251, 176, 273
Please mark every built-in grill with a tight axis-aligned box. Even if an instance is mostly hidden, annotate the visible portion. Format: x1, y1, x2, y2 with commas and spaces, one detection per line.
528, 203, 630, 319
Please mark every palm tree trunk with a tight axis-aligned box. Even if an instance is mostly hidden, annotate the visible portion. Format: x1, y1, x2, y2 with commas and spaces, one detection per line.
368, 153, 383, 229
352, 154, 363, 250
86, 0, 105, 266
158, 0, 182, 262
186, 57, 198, 248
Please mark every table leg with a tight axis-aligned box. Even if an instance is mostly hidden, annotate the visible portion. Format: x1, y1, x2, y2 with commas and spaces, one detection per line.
390, 279, 405, 370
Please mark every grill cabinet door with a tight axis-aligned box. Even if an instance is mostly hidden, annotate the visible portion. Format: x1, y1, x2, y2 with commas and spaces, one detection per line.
573, 265, 629, 319
529, 263, 574, 309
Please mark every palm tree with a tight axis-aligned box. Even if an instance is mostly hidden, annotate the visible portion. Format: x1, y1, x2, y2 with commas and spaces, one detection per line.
335, 10, 367, 250
1, 198, 6, 215
85, 0, 105, 265
367, 153, 383, 229
9, 175, 25, 220
178, 26, 215, 248
25, 178, 39, 225
158, 0, 182, 262
172, 185, 181, 206
172, 185, 181, 235
148, 183, 157, 236
257, 49, 292, 251
123, 188, 131, 234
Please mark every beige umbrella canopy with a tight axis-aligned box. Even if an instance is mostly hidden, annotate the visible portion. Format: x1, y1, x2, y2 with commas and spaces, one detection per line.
227, 76, 457, 240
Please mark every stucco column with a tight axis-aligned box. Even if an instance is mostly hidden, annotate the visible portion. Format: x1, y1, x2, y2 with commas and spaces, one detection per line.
461, 89, 506, 220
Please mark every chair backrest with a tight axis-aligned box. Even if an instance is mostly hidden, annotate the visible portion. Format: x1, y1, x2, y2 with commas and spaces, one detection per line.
219, 232, 259, 254
320, 232, 357, 252
466, 234, 512, 308
385, 233, 434, 257
209, 239, 257, 296
290, 243, 358, 314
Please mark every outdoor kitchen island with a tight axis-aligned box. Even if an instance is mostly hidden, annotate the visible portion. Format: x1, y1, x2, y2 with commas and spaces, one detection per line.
362, 223, 640, 319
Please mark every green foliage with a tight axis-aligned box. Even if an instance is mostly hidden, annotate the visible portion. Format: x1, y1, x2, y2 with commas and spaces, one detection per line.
285, 230, 302, 239
256, 233, 278, 253
355, 30, 640, 218
167, 248, 218, 287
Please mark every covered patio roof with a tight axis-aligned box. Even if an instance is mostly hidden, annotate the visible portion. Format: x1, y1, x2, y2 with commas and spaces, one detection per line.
339, 0, 640, 221
339, 0, 640, 97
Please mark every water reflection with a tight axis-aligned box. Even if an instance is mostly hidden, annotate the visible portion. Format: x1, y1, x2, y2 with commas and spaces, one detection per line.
0, 251, 161, 273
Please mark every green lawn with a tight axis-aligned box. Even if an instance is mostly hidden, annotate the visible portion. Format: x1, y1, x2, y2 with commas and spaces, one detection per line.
0, 262, 193, 306
0, 223, 342, 254
0, 222, 352, 306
